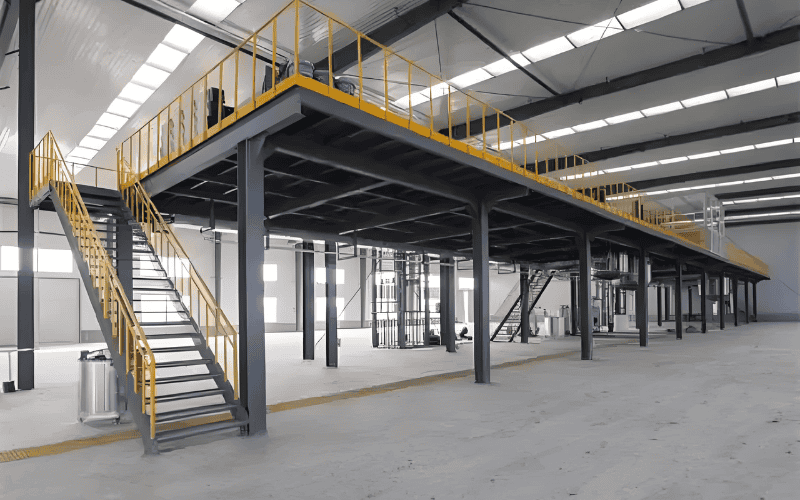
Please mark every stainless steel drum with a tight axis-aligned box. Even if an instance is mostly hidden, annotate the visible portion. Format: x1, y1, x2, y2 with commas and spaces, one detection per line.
78, 350, 120, 424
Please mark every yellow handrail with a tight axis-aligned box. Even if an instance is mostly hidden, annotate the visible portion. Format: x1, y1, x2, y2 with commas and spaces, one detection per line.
30, 132, 158, 439
119, 153, 239, 399
115, 0, 767, 278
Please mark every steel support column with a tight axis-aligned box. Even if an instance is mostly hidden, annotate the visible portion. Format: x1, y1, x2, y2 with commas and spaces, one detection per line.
360, 250, 368, 328
16, 0, 35, 391
744, 278, 750, 324
441, 256, 456, 352
371, 249, 378, 347
472, 202, 490, 383
576, 233, 593, 359
688, 286, 693, 319
701, 269, 708, 333
295, 243, 302, 331
302, 241, 314, 360
396, 253, 406, 349
325, 241, 338, 366
117, 223, 133, 302
237, 138, 268, 435
719, 274, 726, 330
675, 263, 683, 340
752, 281, 758, 321
570, 277, 578, 335
732, 276, 739, 327
637, 249, 649, 347
657, 285, 663, 327
520, 268, 531, 344
665, 286, 671, 321
423, 254, 431, 346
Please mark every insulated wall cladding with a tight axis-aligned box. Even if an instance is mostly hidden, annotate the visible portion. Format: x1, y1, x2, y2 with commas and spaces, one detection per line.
726, 222, 800, 321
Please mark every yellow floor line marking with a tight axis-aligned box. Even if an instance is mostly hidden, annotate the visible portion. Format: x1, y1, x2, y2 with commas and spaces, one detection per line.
0, 348, 584, 463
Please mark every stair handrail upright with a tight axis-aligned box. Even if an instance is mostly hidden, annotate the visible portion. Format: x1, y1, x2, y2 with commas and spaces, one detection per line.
118, 153, 239, 400
30, 132, 157, 438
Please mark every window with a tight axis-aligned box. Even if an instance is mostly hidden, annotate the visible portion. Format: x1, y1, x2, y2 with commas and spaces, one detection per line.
315, 267, 345, 284
458, 277, 474, 290
263, 297, 277, 323
263, 264, 277, 282
1, 246, 73, 273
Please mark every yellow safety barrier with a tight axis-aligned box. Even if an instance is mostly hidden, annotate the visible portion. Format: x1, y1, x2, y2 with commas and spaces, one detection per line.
30, 132, 158, 439
119, 155, 239, 398
116, 0, 767, 277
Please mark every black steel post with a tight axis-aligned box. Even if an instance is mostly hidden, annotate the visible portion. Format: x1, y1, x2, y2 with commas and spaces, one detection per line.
325, 241, 338, 366
211, 201, 222, 304
576, 233, 593, 359
520, 268, 530, 343
237, 138, 267, 435
472, 202, 490, 382
423, 254, 431, 346
117, 223, 133, 302
732, 276, 739, 326
637, 248, 648, 347
675, 263, 683, 340
719, 274, 726, 330
744, 278, 750, 324
657, 285, 663, 326
371, 249, 378, 347
302, 241, 314, 360
359, 251, 367, 328
665, 286, 670, 321
688, 286, 693, 320
570, 276, 578, 335
294, 243, 302, 331
441, 256, 456, 352
396, 253, 406, 349
701, 269, 708, 333
17, 0, 35, 391
752, 280, 758, 321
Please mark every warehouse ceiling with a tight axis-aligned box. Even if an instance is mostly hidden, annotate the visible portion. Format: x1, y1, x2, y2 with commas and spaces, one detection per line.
0, 0, 798, 227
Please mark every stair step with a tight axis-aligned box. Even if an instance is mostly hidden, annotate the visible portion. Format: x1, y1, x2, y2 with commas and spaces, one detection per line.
156, 358, 213, 368
140, 320, 193, 327
149, 388, 224, 402
133, 287, 180, 294
155, 419, 244, 444
143, 332, 199, 339
150, 345, 199, 354
155, 373, 220, 385
156, 403, 239, 424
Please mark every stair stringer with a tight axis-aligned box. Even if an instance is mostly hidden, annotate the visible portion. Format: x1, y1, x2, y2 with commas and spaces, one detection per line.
46, 185, 158, 453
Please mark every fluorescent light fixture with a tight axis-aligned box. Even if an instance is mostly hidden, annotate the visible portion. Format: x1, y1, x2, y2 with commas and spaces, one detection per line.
721, 145, 754, 154
605, 166, 632, 173
744, 177, 773, 183
449, 68, 493, 88
87, 124, 118, 140
772, 173, 800, 180
187, 0, 240, 24
118, 82, 155, 104
542, 127, 575, 139
681, 90, 727, 108
716, 180, 744, 186
146, 43, 187, 72
97, 113, 128, 129
79, 137, 107, 150
641, 101, 683, 117
755, 139, 793, 149
679, 0, 711, 7
131, 64, 170, 89
523, 37, 574, 63
572, 120, 608, 132
567, 17, 623, 47
163, 25, 205, 53
630, 161, 659, 169
776, 71, 800, 86
726, 78, 776, 97
659, 156, 688, 164
688, 151, 720, 159
617, 0, 682, 29
69, 147, 98, 160
107, 98, 140, 118
605, 111, 644, 124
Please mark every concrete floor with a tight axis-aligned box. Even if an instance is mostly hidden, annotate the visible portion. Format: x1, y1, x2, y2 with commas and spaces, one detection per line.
2, 322, 797, 499
0, 328, 628, 451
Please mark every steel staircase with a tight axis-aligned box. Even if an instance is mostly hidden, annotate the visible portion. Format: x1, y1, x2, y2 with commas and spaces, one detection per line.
491, 270, 556, 342
29, 132, 246, 453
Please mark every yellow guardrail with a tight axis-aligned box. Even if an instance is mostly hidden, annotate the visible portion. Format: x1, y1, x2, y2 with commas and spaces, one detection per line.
119, 155, 239, 399
116, 0, 767, 277
30, 132, 157, 439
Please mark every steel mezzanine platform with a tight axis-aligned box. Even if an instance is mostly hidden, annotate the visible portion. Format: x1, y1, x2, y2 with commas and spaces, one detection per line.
135, 82, 768, 282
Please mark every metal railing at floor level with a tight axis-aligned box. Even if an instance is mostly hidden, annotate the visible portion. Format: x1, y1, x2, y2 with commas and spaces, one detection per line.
115, 0, 768, 278
30, 132, 157, 438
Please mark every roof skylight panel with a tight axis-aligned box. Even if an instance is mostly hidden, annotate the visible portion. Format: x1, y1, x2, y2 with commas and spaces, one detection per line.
755, 139, 793, 149
688, 151, 720, 159
522, 37, 574, 63
605, 111, 644, 124
659, 156, 688, 164
776, 71, 800, 86
87, 125, 118, 140
79, 137, 107, 150
726, 78, 776, 97
572, 120, 608, 132
187, 0, 241, 24
567, 17, 624, 47
146, 44, 188, 72
720, 145, 754, 154
107, 98, 140, 118
96, 113, 128, 130
449, 68, 493, 89
118, 83, 155, 104
681, 90, 727, 108
131, 64, 171, 89
641, 101, 683, 117
542, 127, 575, 139
163, 25, 204, 53
69, 147, 98, 160
617, 0, 682, 29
